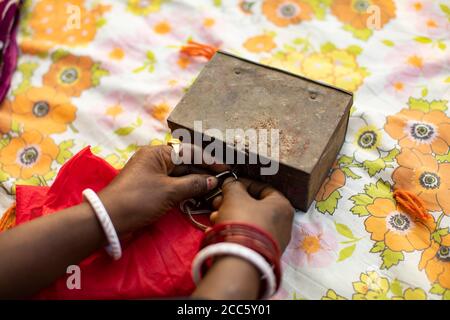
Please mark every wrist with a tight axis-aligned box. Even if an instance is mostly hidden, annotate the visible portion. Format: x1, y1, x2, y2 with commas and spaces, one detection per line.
192, 222, 281, 299
192, 255, 260, 300
96, 189, 135, 236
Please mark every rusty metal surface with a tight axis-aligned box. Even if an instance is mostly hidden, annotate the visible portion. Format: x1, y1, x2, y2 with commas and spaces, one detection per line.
168, 51, 353, 211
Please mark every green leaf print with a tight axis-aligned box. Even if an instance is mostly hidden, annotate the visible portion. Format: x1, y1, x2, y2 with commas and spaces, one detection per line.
381, 39, 394, 47
343, 24, 373, 41
436, 152, 450, 163
114, 126, 135, 136
390, 279, 403, 297
414, 36, 432, 44
408, 97, 448, 112
92, 63, 110, 86
12, 62, 39, 96
365, 179, 393, 200
303, 0, 332, 19
335, 222, 355, 239
380, 249, 404, 269
316, 190, 341, 214
56, 140, 74, 165
338, 244, 356, 262
370, 241, 385, 253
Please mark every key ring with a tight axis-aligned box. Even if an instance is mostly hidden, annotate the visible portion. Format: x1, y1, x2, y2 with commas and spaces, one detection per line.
180, 199, 210, 231
180, 170, 238, 231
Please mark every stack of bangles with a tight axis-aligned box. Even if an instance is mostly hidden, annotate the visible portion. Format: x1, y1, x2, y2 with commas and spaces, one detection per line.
191, 222, 282, 299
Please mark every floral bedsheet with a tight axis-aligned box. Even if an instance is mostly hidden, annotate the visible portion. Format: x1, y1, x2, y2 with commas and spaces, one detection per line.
0, 0, 449, 300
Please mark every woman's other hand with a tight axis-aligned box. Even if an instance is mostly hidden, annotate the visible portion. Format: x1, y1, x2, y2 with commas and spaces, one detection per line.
210, 178, 294, 251
99, 145, 219, 235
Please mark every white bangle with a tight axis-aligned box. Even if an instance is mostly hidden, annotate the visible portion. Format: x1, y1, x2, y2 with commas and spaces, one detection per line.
82, 188, 122, 260
191, 242, 276, 299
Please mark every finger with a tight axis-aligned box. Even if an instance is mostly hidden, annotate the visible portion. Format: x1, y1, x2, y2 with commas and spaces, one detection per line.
260, 186, 286, 201
236, 177, 293, 211
260, 186, 294, 213
221, 178, 251, 202
210, 211, 219, 224
140, 145, 177, 174
211, 195, 223, 210
170, 165, 214, 177
236, 177, 272, 200
170, 174, 218, 202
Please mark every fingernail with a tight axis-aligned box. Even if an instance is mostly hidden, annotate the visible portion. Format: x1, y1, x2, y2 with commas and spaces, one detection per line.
206, 176, 218, 190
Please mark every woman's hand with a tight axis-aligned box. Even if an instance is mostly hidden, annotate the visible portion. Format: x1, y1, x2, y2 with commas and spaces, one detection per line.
210, 178, 294, 251
99, 145, 219, 235
0, 144, 222, 298
192, 178, 294, 300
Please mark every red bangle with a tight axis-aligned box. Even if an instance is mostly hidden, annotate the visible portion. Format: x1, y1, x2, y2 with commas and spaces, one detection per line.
200, 222, 282, 295
203, 222, 281, 255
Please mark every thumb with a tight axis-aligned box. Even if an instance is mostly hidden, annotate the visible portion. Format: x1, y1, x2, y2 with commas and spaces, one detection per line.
170, 174, 218, 202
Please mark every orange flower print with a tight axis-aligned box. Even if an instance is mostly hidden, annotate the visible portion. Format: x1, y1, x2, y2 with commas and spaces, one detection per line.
109, 48, 125, 61
0, 130, 58, 180
154, 21, 171, 34
385, 109, 450, 155
11, 87, 77, 135
365, 198, 435, 252
151, 103, 171, 122
419, 234, 450, 289
244, 35, 276, 53
331, 0, 396, 30
393, 148, 450, 214
27, 0, 110, 49
315, 162, 345, 201
262, 0, 313, 27
0, 100, 12, 134
43, 54, 94, 97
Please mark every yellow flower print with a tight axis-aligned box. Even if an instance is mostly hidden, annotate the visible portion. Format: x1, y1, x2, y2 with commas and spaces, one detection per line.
262, 47, 367, 92
244, 34, 277, 53
127, 0, 162, 16
322, 289, 347, 300
329, 49, 366, 91
326, 275, 429, 300
328, 50, 358, 76
203, 18, 215, 28
105, 105, 123, 119
392, 288, 427, 300
261, 51, 304, 74
352, 271, 389, 300
301, 53, 334, 84
335, 69, 365, 92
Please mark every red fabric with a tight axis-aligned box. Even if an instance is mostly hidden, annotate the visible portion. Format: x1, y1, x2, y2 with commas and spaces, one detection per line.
14, 147, 204, 299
